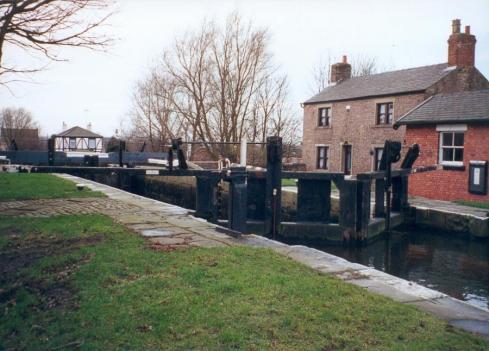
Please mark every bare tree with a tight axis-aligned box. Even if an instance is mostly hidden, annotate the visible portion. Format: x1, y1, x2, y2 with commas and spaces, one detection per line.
0, 107, 39, 150
309, 54, 380, 94
129, 71, 188, 151
0, 0, 113, 85
350, 55, 378, 77
129, 13, 299, 163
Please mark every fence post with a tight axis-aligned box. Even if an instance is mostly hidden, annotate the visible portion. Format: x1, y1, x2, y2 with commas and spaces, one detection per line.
265, 136, 282, 237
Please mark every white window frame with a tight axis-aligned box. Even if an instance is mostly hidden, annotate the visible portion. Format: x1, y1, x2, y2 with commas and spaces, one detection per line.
373, 147, 384, 171
315, 144, 329, 170
88, 138, 96, 150
318, 107, 332, 127
438, 131, 464, 166
69, 137, 77, 150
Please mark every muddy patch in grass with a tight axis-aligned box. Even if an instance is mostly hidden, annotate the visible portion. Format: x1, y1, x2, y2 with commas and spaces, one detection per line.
0, 234, 103, 312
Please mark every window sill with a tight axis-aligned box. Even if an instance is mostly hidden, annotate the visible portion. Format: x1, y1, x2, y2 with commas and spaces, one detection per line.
371, 124, 394, 129
441, 163, 465, 171
316, 126, 332, 129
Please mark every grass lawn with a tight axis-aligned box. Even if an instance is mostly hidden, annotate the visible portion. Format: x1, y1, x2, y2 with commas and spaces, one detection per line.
454, 199, 489, 209
282, 178, 339, 191
282, 178, 297, 187
0, 173, 104, 201
1, 214, 488, 350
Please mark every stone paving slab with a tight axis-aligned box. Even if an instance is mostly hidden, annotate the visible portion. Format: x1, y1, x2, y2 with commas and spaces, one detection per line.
15, 173, 488, 339
410, 196, 489, 219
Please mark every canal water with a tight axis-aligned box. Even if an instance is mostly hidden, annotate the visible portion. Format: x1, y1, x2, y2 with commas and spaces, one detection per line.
287, 228, 489, 312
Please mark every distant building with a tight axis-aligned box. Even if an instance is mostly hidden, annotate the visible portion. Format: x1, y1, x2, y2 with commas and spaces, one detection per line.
0, 127, 40, 151
301, 19, 489, 175
54, 126, 103, 153
395, 90, 489, 201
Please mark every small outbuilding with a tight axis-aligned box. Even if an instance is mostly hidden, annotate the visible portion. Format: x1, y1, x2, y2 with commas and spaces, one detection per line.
395, 89, 489, 202
54, 126, 103, 153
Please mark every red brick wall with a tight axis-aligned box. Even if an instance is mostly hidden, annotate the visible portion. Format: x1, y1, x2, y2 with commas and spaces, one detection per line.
405, 125, 489, 201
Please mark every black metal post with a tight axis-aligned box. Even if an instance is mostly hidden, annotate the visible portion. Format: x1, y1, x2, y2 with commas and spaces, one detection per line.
47, 136, 55, 166
265, 136, 282, 238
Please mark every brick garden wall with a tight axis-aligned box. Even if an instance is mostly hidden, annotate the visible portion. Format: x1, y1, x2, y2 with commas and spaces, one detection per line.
405, 125, 489, 201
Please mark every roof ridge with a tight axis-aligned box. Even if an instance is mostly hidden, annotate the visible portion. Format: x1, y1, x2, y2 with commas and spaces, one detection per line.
346, 62, 448, 81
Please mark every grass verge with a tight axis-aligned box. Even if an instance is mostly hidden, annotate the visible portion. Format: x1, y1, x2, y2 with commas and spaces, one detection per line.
0, 173, 105, 201
454, 199, 489, 209
1, 214, 488, 350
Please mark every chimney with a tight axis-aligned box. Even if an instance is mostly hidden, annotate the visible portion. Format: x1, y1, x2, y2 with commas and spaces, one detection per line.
330, 55, 352, 84
448, 19, 476, 67
87, 122, 92, 131
62, 121, 67, 131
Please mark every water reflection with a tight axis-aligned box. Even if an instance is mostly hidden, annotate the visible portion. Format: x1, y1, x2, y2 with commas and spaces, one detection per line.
292, 228, 489, 311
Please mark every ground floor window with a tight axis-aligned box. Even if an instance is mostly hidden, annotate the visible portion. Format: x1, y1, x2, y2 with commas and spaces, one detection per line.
88, 138, 96, 150
69, 138, 76, 150
374, 147, 383, 171
316, 146, 328, 169
439, 131, 464, 165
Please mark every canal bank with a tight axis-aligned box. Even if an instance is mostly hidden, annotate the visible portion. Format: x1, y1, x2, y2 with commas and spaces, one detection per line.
48, 173, 489, 338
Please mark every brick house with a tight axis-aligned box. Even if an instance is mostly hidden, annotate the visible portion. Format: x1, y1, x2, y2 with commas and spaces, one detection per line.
395, 90, 489, 201
302, 19, 489, 176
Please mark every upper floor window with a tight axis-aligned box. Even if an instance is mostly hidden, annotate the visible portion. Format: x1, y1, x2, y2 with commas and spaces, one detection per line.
316, 146, 328, 169
69, 138, 76, 150
440, 131, 464, 165
318, 107, 331, 127
376, 102, 393, 125
373, 147, 384, 171
88, 138, 96, 150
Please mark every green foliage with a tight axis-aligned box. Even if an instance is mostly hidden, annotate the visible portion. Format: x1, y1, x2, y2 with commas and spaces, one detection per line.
454, 200, 489, 209
0, 214, 488, 350
0, 173, 104, 200
281, 179, 297, 187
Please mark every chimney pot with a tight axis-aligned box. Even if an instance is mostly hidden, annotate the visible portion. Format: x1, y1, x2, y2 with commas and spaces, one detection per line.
342, 55, 348, 64
465, 25, 470, 34
452, 19, 461, 33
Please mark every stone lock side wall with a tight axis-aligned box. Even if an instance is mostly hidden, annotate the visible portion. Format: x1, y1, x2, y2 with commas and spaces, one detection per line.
302, 93, 426, 173
405, 125, 489, 201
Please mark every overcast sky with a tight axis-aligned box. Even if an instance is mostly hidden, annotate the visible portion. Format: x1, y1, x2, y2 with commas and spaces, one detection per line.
1, 0, 488, 136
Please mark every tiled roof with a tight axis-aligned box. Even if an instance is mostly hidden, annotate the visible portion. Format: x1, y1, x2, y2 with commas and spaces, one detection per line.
395, 90, 489, 125
56, 126, 103, 138
304, 63, 455, 104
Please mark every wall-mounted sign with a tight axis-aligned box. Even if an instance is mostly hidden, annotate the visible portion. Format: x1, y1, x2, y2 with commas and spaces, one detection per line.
468, 161, 488, 195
